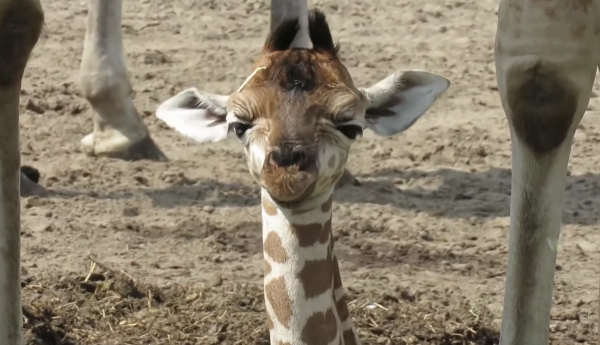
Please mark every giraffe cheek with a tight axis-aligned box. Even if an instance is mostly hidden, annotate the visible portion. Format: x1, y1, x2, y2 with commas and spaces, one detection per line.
317, 146, 341, 177
246, 143, 267, 179
337, 153, 349, 171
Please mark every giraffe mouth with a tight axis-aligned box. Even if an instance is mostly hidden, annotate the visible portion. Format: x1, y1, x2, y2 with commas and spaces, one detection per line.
260, 165, 318, 206
268, 179, 318, 208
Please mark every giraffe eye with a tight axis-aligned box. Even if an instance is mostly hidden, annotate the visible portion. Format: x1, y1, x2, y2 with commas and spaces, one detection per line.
337, 125, 363, 140
230, 122, 253, 138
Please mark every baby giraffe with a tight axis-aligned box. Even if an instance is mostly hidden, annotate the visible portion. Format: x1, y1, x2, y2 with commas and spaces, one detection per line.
156, 9, 449, 345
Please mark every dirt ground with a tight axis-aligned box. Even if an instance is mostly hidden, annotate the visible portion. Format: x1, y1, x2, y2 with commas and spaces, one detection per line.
17, 0, 600, 344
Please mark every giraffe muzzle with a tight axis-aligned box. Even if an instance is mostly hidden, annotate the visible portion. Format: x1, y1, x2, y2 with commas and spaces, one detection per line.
260, 149, 318, 204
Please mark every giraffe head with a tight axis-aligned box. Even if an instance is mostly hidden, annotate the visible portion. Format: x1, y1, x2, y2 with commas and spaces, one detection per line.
157, 10, 449, 206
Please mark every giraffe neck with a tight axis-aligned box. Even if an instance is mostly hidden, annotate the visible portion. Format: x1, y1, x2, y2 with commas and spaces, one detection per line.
261, 189, 360, 345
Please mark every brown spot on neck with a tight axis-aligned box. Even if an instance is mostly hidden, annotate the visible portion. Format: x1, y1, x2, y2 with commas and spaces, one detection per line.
298, 248, 333, 299
332, 256, 351, 322
265, 277, 293, 328
265, 260, 272, 275
301, 308, 338, 345
293, 217, 332, 247
263, 199, 278, 216
264, 231, 288, 263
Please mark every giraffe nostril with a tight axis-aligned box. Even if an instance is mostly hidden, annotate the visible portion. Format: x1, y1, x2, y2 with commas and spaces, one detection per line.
291, 150, 305, 165
270, 147, 307, 168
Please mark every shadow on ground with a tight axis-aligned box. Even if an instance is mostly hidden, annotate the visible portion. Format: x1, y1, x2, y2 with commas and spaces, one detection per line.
41, 167, 600, 225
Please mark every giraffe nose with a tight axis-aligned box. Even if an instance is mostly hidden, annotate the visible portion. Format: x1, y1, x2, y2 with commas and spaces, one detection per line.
269, 146, 307, 168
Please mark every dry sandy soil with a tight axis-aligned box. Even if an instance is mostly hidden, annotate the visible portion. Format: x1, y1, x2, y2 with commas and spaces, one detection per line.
18, 0, 600, 344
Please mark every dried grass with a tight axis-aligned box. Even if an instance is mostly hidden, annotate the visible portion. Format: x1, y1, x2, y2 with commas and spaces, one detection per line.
22, 259, 500, 345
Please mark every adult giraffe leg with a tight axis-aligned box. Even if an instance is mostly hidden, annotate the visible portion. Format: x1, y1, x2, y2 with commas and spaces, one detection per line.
79, 0, 165, 161
20, 170, 46, 197
270, 0, 310, 47
598, 63, 600, 345
0, 0, 44, 342
495, 1, 599, 344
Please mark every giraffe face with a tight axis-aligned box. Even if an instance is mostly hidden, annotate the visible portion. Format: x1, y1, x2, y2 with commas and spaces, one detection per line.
156, 10, 451, 206
226, 47, 365, 205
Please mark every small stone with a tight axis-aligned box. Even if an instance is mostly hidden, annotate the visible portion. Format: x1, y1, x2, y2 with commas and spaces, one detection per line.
185, 293, 198, 302
33, 223, 52, 233
419, 231, 433, 241
208, 275, 223, 287
399, 289, 416, 302
450, 263, 469, 271
24, 197, 47, 208
371, 327, 385, 335
206, 336, 219, 345
123, 207, 139, 217
26, 99, 45, 114
575, 240, 595, 254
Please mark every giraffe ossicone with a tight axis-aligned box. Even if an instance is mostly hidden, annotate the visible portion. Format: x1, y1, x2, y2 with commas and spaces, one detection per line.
157, 8, 449, 345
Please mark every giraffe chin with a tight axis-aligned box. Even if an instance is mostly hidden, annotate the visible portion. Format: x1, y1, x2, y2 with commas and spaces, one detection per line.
268, 181, 318, 209
260, 170, 318, 208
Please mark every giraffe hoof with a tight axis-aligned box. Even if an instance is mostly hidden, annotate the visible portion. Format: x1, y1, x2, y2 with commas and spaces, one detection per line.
81, 133, 168, 162
20, 167, 48, 197
104, 135, 168, 162
21, 165, 40, 183
336, 169, 361, 189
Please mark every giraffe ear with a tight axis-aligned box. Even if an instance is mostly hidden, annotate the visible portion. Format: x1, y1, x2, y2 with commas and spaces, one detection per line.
156, 88, 231, 143
361, 70, 450, 136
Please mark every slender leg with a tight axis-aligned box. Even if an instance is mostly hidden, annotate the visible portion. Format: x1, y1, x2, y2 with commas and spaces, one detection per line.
79, 0, 165, 161
0, 0, 44, 343
500, 133, 579, 344
497, 60, 596, 345
270, 0, 308, 33
495, 1, 599, 343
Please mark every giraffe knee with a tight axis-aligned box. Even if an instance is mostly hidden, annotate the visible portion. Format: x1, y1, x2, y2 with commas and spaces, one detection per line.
505, 62, 579, 154
0, 0, 44, 87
